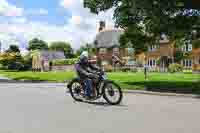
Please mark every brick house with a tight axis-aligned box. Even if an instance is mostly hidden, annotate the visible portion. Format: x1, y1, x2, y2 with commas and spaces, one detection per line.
145, 38, 175, 72
94, 21, 200, 72
94, 21, 135, 68
144, 38, 200, 72
192, 48, 200, 72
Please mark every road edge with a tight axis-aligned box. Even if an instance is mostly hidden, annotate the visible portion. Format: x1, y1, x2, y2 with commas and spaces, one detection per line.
0, 79, 199, 99
123, 89, 200, 98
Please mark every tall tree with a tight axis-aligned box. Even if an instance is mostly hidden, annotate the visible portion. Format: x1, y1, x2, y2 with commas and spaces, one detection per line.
28, 38, 48, 51
6, 45, 20, 53
76, 43, 95, 56
84, 0, 200, 52
49, 41, 74, 58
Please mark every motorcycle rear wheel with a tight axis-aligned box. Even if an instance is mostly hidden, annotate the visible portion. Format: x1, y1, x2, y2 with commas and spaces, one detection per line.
68, 79, 84, 102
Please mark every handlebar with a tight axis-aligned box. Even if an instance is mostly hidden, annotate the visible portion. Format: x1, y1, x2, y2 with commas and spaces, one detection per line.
96, 71, 104, 76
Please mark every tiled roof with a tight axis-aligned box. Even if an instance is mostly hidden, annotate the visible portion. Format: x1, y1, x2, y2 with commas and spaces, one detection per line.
40, 50, 65, 60
95, 29, 124, 48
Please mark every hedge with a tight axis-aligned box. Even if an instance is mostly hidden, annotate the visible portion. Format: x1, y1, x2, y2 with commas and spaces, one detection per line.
52, 58, 78, 65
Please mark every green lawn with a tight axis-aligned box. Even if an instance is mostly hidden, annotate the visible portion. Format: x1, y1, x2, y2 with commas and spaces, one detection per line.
0, 70, 76, 81
0, 70, 200, 94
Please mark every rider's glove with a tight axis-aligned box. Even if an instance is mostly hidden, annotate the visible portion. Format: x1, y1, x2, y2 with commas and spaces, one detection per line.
88, 73, 95, 78
94, 74, 99, 80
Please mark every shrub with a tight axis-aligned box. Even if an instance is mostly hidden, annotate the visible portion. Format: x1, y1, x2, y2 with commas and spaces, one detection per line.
156, 58, 161, 66
0, 52, 25, 70
52, 58, 78, 66
174, 51, 184, 63
168, 63, 183, 73
20, 55, 32, 71
0, 52, 21, 66
0, 64, 6, 70
104, 65, 113, 72
0, 52, 33, 71
7, 62, 23, 70
122, 67, 130, 72
130, 68, 138, 73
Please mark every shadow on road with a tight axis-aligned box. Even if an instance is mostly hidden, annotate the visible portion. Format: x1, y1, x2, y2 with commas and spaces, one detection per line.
76, 100, 127, 107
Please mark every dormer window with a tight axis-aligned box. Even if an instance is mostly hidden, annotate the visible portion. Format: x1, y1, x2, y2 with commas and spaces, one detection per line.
113, 47, 119, 54
99, 48, 107, 54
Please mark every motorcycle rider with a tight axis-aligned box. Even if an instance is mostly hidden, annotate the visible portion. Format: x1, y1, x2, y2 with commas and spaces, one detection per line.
75, 51, 102, 99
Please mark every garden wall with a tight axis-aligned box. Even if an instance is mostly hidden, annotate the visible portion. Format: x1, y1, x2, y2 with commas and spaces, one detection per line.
51, 65, 75, 71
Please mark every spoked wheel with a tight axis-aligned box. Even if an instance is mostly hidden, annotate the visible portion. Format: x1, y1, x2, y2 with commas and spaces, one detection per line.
103, 81, 123, 105
69, 79, 84, 102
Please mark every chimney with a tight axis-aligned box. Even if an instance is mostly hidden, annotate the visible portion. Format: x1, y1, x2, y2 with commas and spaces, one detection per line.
99, 21, 106, 32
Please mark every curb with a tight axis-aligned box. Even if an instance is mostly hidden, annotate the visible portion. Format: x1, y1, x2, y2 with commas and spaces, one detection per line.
123, 90, 200, 98
64, 89, 200, 99
0, 79, 67, 83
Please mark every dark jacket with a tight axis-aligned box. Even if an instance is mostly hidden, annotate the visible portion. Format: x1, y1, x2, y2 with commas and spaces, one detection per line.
75, 60, 101, 79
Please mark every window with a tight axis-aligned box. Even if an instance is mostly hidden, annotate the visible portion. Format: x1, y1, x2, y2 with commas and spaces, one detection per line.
127, 48, 134, 55
102, 61, 108, 66
148, 45, 159, 52
99, 48, 107, 54
182, 59, 192, 67
148, 59, 156, 67
182, 40, 192, 52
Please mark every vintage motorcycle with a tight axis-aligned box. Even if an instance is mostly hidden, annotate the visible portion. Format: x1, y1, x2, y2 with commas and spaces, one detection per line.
67, 71, 123, 105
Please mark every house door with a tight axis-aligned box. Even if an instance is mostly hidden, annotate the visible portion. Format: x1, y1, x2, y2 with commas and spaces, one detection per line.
160, 56, 168, 72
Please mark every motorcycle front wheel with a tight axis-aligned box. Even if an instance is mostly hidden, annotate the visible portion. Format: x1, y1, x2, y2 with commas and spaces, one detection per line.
103, 81, 123, 105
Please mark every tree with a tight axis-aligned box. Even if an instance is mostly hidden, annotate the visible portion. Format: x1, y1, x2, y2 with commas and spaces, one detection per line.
28, 38, 48, 51
0, 52, 23, 70
119, 28, 150, 54
76, 43, 96, 56
6, 45, 20, 53
84, 0, 200, 52
184, 0, 200, 9
76, 46, 88, 56
49, 41, 74, 58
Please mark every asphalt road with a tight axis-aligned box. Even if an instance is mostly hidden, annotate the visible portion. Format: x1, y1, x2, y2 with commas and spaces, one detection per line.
0, 83, 200, 133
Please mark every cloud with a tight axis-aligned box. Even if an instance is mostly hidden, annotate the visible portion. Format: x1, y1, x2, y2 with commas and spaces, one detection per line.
11, 17, 27, 24
60, 0, 73, 8
0, 22, 76, 51
0, 0, 115, 54
60, 0, 115, 46
0, 0, 23, 16
70, 15, 82, 25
